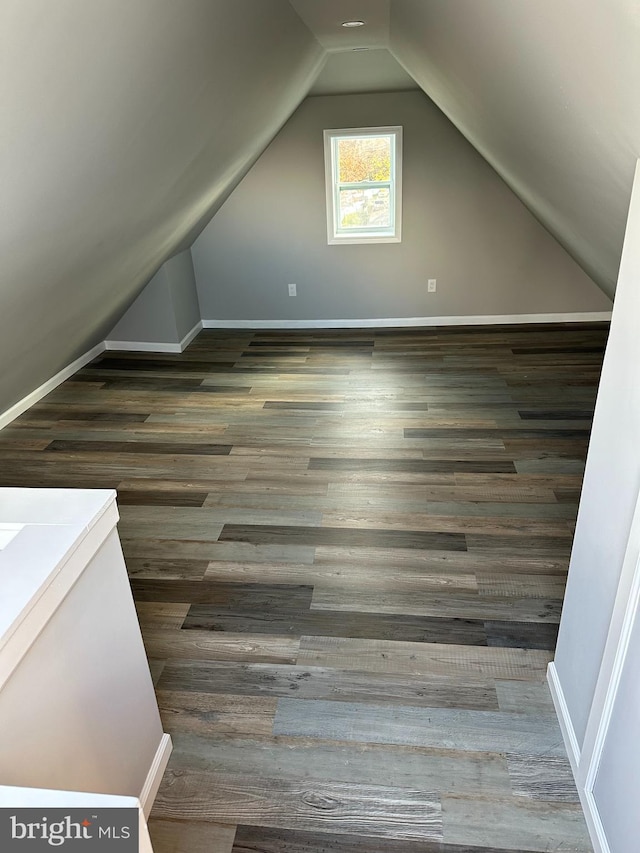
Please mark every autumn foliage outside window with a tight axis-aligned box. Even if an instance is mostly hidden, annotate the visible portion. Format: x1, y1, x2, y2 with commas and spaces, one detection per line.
323, 126, 403, 244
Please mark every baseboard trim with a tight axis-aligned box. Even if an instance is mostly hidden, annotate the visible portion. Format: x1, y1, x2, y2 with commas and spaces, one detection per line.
179, 319, 203, 350
547, 662, 581, 774
0, 342, 106, 431
140, 733, 172, 819
105, 320, 203, 354
202, 312, 612, 330
105, 339, 183, 353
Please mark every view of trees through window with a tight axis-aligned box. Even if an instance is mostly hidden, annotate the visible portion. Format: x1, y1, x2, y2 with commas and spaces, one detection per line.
337, 135, 392, 229
337, 136, 391, 183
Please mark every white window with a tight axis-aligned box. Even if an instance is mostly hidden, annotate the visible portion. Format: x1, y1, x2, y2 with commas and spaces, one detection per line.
323, 125, 402, 245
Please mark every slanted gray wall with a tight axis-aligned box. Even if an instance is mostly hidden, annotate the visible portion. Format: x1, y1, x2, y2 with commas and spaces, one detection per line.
0, 0, 323, 416
192, 91, 611, 323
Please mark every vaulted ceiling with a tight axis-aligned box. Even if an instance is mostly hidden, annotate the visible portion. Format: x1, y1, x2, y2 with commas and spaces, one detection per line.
1, 0, 637, 415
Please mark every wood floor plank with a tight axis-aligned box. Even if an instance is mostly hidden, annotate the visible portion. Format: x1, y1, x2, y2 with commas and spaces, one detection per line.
183, 603, 489, 645
494, 681, 556, 715
143, 629, 300, 664
157, 691, 278, 738
117, 488, 209, 507
231, 826, 533, 853
149, 818, 236, 853
518, 409, 594, 420
203, 491, 576, 519
131, 579, 314, 609
135, 602, 190, 630
219, 524, 467, 551
320, 510, 573, 538
309, 458, 517, 474
273, 699, 566, 756
123, 539, 317, 566
326, 482, 560, 504
121, 505, 324, 530
441, 795, 592, 852
312, 546, 569, 577
476, 574, 567, 599
505, 754, 580, 803
297, 637, 553, 681
156, 660, 499, 710
203, 559, 479, 593
127, 557, 209, 580
169, 733, 512, 797
310, 588, 562, 624
485, 621, 560, 650
154, 771, 442, 842
46, 439, 233, 455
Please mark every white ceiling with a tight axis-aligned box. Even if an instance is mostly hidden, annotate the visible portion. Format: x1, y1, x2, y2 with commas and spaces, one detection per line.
310, 49, 418, 96
289, 0, 390, 50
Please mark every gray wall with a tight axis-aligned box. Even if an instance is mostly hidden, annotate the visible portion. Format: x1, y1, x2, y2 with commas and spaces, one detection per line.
107, 249, 200, 346
0, 0, 323, 415
192, 91, 610, 323
165, 250, 201, 341
555, 160, 640, 747
108, 266, 178, 345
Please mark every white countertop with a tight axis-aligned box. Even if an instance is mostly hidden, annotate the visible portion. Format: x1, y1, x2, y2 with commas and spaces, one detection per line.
0, 488, 117, 665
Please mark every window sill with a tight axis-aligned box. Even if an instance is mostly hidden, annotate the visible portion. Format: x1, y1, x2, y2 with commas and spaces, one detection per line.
328, 234, 402, 246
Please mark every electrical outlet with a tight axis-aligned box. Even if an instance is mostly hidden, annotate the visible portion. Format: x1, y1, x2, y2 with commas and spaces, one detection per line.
428, 279, 437, 293
288, 283, 297, 297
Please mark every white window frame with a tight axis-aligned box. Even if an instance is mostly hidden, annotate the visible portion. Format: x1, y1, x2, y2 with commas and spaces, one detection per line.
323, 125, 403, 246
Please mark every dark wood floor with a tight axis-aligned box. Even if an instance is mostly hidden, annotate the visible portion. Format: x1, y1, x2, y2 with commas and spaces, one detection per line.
0, 324, 607, 852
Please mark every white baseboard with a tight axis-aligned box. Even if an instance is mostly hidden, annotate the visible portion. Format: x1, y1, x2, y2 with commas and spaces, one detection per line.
0, 342, 106, 431
140, 733, 172, 819
105, 340, 183, 353
547, 662, 581, 774
105, 320, 203, 354
179, 319, 203, 349
202, 312, 612, 330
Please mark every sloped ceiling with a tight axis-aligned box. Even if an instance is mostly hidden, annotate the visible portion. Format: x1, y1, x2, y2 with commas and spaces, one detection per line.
389, 0, 640, 297
0, 0, 323, 413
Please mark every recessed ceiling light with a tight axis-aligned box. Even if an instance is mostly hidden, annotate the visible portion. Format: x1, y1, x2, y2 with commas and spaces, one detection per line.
341, 20, 366, 28
352, 47, 369, 51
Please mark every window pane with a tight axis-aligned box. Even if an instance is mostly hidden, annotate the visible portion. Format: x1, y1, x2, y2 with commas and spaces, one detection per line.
338, 136, 391, 183
338, 187, 391, 230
